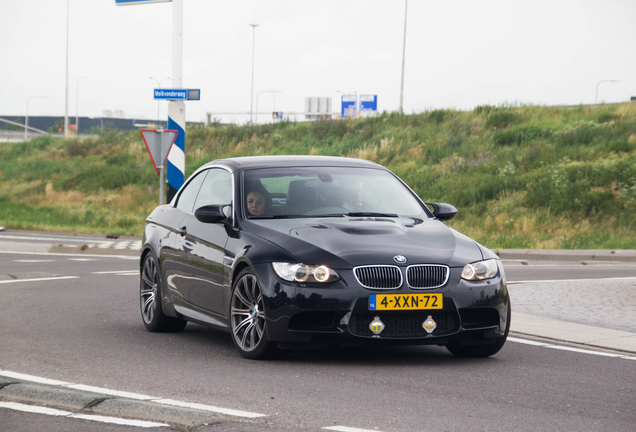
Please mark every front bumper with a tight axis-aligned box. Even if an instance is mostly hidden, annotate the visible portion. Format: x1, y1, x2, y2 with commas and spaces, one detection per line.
252, 263, 510, 348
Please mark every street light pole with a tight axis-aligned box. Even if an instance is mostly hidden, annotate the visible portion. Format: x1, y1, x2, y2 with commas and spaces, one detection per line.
399, 0, 408, 114
595, 80, 619, 104
64, 0, 71, 137
249, 24, 259, 124
150, 76, 170, 125
25, 96, 46, 141
89, 116, 103, 132
72, 76, 86, 134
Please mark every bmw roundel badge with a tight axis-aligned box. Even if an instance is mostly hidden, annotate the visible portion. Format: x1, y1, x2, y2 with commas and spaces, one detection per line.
394, 255, 407, 264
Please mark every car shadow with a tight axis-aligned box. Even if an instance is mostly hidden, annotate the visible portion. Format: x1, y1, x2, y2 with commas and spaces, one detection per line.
176, 324, 506, 367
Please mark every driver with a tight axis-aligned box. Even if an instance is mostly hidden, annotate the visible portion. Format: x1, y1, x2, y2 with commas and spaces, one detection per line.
340, 180, 364, 211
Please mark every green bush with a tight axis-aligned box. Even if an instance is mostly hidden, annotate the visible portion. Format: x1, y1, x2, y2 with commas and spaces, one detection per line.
486, 111, 519, 129
493, 126, 553, 146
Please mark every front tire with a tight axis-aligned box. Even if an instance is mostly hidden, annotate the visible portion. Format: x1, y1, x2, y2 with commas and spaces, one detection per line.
140, 251, 187, 333
446, 303, 511, 358
230, 268, 283, 359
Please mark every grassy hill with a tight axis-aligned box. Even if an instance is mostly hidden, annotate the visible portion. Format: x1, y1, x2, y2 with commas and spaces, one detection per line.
2, 103, 636, 249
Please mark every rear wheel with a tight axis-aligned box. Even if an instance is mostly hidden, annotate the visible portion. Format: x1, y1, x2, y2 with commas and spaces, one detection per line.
446, 303, 511, 358
140, 251, 187, 333
230, 268, 284, 359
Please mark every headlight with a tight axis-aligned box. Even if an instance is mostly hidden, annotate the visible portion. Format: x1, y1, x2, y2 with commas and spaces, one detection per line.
272, 263, 339, 283
461, 259, 499, 281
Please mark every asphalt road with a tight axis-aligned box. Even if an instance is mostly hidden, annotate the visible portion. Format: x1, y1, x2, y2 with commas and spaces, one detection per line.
1, 248, 635, 431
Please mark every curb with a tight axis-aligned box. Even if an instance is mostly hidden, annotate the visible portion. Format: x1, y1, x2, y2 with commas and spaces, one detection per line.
0, 377, 261, 428
494, 248, 636, 262
47, 245, 140, 257
510, 312, 636, 355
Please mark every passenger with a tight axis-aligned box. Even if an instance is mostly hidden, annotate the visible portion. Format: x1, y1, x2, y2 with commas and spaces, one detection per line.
247, 190, 266, 216
245, 181, 271, 216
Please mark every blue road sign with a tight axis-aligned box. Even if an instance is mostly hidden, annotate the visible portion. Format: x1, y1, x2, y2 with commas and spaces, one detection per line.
115, 0, 171, 5
341, 95, 357, 118
359, 95, 378, 113
154, 89, 188, 100
154, 89, 201, 101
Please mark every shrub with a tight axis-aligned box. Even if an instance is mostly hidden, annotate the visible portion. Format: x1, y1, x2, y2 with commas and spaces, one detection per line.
486, 111, 519, 129
493, 126, 553, 146
597, 111, 621, 124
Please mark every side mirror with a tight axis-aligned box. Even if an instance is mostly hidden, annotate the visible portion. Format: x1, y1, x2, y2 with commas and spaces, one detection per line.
194, 204, 231, 224
425, 202, 457, 221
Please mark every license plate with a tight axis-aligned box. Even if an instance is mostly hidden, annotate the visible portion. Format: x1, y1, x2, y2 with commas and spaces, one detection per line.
369, 293, 443, 310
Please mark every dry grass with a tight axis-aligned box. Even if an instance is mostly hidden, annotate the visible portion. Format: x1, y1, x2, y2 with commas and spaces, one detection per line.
22, 182, 87, 207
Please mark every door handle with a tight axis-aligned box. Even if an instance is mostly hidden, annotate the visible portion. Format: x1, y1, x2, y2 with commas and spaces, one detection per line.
177, 226, 187, 237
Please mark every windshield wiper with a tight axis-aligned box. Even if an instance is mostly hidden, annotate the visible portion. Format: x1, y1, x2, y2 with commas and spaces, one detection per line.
345, 212, 399, 218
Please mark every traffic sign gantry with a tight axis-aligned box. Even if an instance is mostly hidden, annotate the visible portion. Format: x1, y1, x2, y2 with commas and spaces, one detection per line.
140, 129, 178, 205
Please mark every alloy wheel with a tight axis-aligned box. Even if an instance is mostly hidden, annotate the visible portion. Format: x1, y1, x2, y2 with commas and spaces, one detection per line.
231, 273, 266, 352
140, 255, 157, 325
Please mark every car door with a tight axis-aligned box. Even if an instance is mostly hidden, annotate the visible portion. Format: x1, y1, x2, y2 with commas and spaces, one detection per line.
163, 169, 208, 302
176, 168, 232, 316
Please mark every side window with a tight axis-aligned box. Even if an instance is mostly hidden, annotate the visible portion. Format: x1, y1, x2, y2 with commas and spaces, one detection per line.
193, 169, 232, 210
176, 170, 208, 213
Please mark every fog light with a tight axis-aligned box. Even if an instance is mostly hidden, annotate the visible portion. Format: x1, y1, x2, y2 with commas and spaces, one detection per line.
369, 316, 385, 335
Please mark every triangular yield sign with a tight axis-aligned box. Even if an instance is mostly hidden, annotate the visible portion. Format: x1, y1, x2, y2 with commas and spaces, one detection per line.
140, 129, 178, 175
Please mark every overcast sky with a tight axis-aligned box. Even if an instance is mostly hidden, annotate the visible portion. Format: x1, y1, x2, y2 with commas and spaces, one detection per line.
1, 0, 635, 124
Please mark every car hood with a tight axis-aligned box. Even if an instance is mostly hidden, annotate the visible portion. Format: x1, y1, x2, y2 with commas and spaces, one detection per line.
243, 217, 484, 268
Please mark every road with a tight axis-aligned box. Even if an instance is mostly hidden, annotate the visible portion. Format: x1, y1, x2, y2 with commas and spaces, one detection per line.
0, 234, 635, 431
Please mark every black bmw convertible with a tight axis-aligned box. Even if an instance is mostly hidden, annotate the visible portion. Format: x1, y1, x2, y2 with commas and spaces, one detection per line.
140, 156, 510, 359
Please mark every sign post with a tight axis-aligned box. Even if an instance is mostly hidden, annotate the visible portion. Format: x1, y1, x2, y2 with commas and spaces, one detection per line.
116, 0, 188, 203
140, 129, 178, 205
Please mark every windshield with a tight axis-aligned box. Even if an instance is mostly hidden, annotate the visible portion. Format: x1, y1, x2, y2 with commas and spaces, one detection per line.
242, 166, 428, 219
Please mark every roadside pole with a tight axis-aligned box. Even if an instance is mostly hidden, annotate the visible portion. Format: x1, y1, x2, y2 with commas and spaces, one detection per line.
115, 0, 186, 204
166, 0, 185, 203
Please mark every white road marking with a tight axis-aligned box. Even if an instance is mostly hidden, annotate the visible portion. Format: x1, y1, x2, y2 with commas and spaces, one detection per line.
65, 384, 157, 401
323, 427, 383, 432
0, 276, 79, 285
0, 401, 72, 416
546, 345, 624, 357
92, 270, 138, 274
0, 371, 71, 386
0, 250, 137, 260
508, 276, 636, 284
67, 258, 97, 261
0, 369, 267, 419
507, 337, 549, 346
0, 234, 106, 243
14, 259, 55, 263
508, 337, 634, 359
0, 402, 168, 428
153, 398, 266, 418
